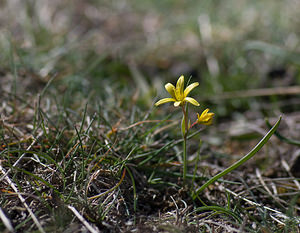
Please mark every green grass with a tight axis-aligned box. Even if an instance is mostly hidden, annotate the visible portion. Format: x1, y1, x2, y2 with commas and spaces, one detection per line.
1, 1, 300, 232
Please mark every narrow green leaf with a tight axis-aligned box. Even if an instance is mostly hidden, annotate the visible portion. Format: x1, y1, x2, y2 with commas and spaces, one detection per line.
193, 116, 282, 199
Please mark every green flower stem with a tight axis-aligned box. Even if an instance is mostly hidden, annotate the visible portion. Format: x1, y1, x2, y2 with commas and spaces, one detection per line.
193, 116, 282, 199
183, 134, 187, 182
181, 104, 189, 182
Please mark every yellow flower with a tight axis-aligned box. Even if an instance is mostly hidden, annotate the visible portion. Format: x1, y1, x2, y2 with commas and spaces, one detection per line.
197, 108, 214, 125
155, 75, 200, 107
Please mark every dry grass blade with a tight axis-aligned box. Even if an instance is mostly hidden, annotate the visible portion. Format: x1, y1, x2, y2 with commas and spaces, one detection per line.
0, 207, 14, 232
2, 122, 24, 137
67, 205, 99, 233
281, 159, 300, 190
170, 196, 180, 225
199, 220, 240, 233
255, 168, 285, 208
0, 165, 45, 233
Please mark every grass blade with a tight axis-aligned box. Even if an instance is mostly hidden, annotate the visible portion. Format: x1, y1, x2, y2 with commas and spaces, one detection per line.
190, 205, 242, 223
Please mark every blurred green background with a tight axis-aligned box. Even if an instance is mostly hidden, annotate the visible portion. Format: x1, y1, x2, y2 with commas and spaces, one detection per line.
1, 0, 300, 117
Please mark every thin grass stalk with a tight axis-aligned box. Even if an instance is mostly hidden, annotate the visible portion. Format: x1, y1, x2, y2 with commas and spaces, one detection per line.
181, 104, 188, 183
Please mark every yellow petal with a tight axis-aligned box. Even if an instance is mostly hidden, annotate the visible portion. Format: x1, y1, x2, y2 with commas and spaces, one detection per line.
203, 119, 213, 125
155, 98, 176, 106
184, 82, 199, 97
201, 108, 209, 117
175, 75, 184, 100
207, 113, 214, 118
206, 116, 214, 125
185, 97, 200, 106
165, 83, 176, 99
174, 101, 181, 107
